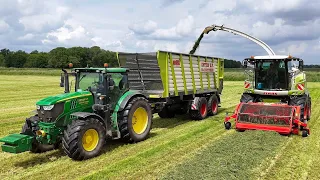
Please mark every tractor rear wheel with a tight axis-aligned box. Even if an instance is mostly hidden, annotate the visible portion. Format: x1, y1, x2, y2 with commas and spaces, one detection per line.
208, 95, 219, 116
62, 118, 106, 160
21, 116, 58, 153
189, 97, 208, 120
118, 97, 152, 143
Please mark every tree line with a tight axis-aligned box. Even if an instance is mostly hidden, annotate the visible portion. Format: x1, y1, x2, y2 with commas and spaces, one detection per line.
0, 46, 244, 68
0, 46, 118, 68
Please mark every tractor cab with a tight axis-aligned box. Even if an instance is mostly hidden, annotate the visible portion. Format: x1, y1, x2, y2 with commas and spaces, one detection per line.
243, 55, 304, 91
60, 64, 129, 108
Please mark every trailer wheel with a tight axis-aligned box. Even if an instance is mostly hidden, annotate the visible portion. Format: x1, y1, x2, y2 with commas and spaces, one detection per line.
158, 106, 175, 118
62, 118, 106, 160
208, 95, 219, 116
189, 97, 208, 120
21, 116, 58, 153
118, 97, 152, 143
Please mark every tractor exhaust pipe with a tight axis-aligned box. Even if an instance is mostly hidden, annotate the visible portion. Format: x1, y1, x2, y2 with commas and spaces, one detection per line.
61, 69, 70, 93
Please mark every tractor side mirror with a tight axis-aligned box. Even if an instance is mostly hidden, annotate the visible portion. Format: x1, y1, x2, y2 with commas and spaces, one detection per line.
60, 73, 65, 87
299, 60, 304, 70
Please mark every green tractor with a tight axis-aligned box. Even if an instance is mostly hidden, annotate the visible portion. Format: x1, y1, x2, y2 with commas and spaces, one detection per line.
240, 55, 312, 123
0, 64, 153, 160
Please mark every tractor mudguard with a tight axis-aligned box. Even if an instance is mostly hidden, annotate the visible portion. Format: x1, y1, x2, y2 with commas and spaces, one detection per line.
70, 112, 105, 125
117, 91, 145, 112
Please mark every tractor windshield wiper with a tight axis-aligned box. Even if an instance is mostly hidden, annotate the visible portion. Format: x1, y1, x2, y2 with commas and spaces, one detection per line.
79, 74, 87, 82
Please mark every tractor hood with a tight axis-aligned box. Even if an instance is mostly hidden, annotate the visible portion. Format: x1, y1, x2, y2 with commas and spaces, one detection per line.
36, 91, 92, 106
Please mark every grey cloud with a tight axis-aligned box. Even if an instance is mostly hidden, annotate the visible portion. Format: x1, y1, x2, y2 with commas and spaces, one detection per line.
161, 0, 185, 7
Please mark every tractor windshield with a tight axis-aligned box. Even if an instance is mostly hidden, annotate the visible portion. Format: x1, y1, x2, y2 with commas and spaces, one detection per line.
255, 60, 288, 90
77, 72, 104, 93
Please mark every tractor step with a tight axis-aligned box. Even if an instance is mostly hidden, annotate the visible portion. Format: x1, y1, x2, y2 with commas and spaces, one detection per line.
0, 133, 33, 153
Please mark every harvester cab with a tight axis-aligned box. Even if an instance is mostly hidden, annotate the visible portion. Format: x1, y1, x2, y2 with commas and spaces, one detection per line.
225, 55, 311, 137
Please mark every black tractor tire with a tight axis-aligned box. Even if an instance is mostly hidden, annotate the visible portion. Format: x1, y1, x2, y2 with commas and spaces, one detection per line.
224, 122, 231, 130
307, 97, 311, 120
62, 118, 106, 161
208, 95, 219, 116
240, 94, 254, 103
289, 95, 308, 121
189, 97, 208, 120
118, 97, 152, 143
158, 106, 175, 118
21, 116, 58, 153
302, 130, 309, 137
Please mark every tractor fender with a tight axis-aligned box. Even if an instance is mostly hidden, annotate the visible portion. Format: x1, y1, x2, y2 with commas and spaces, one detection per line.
70, 112, 105, 126
117, 92, 146, 112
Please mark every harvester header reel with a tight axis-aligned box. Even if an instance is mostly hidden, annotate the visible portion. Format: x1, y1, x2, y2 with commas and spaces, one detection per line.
224, 102, 310, 137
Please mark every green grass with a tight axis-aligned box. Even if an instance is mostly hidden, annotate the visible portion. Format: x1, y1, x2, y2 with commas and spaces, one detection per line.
0, 75, 320, 179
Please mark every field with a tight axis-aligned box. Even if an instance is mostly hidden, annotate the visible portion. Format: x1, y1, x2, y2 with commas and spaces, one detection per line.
0, 73, 320, 180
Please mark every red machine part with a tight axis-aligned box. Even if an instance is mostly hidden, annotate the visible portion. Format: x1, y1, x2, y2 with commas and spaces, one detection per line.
224, 102, 310, 137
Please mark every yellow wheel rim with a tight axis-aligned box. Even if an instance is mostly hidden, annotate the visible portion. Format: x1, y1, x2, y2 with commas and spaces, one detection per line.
82, 129, 99, 152
132, 107, 149, 134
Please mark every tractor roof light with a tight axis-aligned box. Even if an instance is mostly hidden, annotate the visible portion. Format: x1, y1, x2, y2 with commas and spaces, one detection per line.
69, 63, 73, 68
104, 63, 108, 68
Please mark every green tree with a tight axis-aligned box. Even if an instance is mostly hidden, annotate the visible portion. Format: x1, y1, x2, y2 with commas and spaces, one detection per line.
24, 53, 49, 68
4, 50, 28, 68
0, 54, 5, 67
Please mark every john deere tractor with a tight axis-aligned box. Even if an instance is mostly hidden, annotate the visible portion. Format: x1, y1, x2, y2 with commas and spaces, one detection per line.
240, 55, 312, 123
0, 65, 153, 160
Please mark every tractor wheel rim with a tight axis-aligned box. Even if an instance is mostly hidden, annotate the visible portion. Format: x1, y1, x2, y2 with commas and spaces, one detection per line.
200, 103, 207, 116
212, 100, 217, 113
132, 107, 149, 135
82, 129, 99, 152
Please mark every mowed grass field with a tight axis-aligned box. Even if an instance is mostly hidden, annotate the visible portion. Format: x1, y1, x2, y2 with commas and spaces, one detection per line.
0, 74, 320, 180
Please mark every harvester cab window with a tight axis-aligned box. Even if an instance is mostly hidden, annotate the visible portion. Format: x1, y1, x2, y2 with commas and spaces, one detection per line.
256, 60, 288, 90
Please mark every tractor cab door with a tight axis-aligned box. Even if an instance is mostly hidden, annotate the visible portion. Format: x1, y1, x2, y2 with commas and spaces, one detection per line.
106, 72, 129, 110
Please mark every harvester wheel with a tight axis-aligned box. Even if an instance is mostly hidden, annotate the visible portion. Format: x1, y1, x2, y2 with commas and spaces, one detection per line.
21, 116, 57, 153
240, 94, 254, 103
289, 95, 308, 121
189, 97, 208, 120
224, 122, 231, 130
302, 130, 309, 137
62, 118, 106, 160
208, 95, 219, 116
118, 97, 152, 143
158, 106, 175, 118
307, 97, 311, 120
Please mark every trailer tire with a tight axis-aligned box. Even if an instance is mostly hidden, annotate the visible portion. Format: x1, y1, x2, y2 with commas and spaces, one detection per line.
62, 118, 106, 160
21, 116, 57, 153
118, 97, 152, 143
158, 106, 175, 118
189, 97, 208, 120
208, 95, 219, 116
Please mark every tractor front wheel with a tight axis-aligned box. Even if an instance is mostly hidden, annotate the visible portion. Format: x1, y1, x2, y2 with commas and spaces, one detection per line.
118, 97, 152, 143
62, 118, 106, 160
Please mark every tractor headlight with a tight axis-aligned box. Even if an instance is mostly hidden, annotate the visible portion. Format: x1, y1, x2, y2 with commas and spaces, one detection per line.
36, 105, 41, 110
43, 105, 54, 111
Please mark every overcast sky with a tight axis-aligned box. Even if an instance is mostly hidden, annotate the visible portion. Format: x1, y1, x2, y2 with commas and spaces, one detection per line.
0, 0, 319, 64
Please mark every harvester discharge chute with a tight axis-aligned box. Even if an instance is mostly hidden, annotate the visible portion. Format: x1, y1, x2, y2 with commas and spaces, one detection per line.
224, 102, 310, 137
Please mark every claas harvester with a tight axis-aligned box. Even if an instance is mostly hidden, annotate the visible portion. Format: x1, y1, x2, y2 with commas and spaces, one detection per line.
224, 55, 311, 137
0, 50, 224, 160
191, 24, 311, 137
